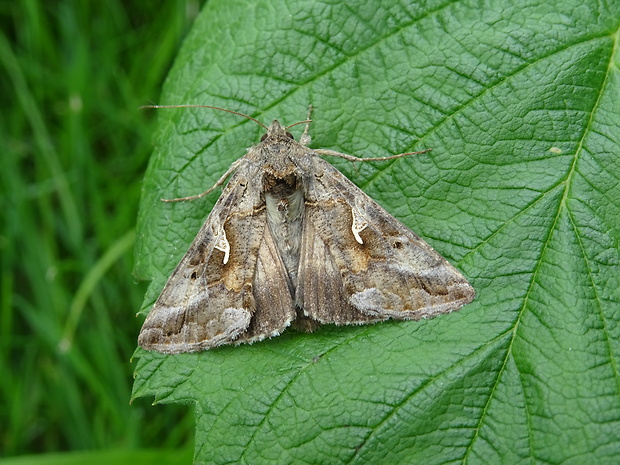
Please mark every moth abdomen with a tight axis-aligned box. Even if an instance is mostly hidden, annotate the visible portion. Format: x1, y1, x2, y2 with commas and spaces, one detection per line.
265, 175, 305, 284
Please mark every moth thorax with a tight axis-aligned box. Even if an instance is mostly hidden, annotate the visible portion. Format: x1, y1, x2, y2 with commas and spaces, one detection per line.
264, 174, 304, 285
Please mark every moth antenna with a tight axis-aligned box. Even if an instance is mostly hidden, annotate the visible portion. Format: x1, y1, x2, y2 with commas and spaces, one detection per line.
285, 119, 312, 130
140, 104, 268, 130
313, 148, 432, 162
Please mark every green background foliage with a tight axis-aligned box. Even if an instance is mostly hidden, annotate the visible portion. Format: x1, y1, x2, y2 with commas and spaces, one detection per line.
133, 0, 620, 464
0, 1, 201, 463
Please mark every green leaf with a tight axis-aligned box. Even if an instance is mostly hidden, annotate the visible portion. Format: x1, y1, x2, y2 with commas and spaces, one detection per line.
133, 0, 620, 463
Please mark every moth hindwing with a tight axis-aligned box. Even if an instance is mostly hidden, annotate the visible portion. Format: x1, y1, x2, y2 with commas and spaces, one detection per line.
138, 112, 475, 354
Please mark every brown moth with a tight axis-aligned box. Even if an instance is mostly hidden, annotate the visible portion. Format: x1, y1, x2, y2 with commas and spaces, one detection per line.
138, 106, 475, 354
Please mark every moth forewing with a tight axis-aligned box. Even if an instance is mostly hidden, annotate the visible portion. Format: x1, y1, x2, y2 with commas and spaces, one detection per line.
296, 155, 474, 324
138, 112, 475, 353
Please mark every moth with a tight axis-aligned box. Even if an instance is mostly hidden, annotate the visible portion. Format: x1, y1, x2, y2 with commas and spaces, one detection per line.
138, 106, 475, 354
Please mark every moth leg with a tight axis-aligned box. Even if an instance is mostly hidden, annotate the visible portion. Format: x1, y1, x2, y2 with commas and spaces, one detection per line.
299, 105, 313, 147
313, 148, 432, 162
161, 157, 245, 202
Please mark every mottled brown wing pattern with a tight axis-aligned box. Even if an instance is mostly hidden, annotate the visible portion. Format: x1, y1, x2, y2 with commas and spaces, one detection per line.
297, 157, 475, 324
138, 162, 288, 353
242, 221, 296, 343
138, 116, 475, 353
296, 214, 372, 324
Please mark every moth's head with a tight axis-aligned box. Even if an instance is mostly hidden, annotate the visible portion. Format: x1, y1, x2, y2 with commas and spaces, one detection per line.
260, 120, 294, 142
